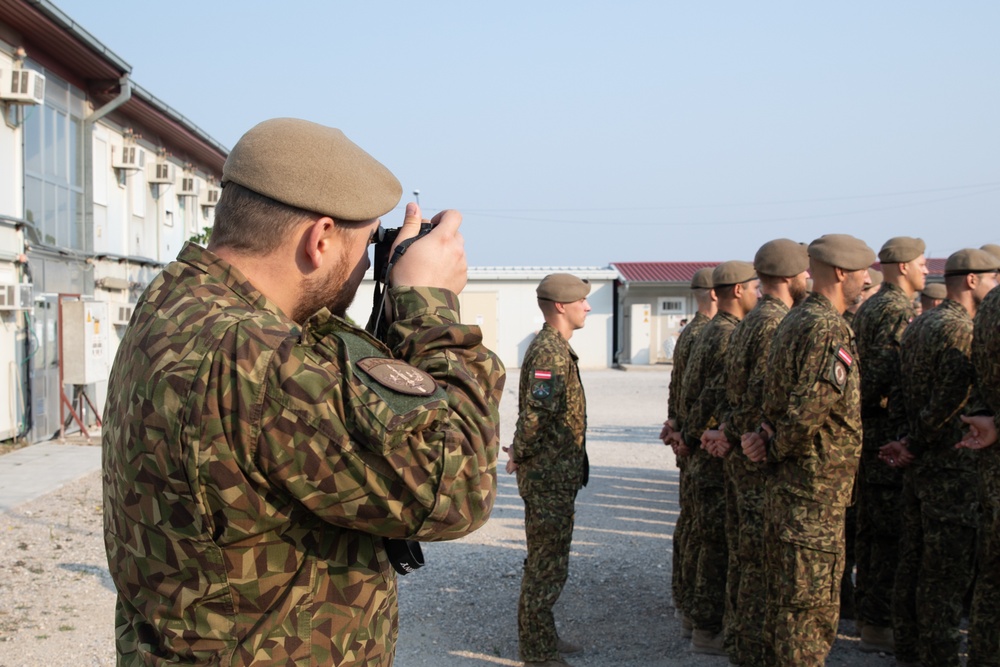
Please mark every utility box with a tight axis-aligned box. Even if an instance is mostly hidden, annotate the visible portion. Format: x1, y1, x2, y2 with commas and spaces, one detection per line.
62, 301, 111, 385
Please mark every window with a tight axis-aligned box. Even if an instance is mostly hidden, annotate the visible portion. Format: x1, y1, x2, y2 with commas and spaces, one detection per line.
659, 298, 685, 314
22, 66, 87, 251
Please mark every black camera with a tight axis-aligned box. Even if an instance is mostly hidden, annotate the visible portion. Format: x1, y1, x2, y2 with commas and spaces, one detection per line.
366, 221, 434, 340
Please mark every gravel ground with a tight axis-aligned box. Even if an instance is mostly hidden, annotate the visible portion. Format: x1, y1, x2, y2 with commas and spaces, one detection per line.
0, 368, 898, 666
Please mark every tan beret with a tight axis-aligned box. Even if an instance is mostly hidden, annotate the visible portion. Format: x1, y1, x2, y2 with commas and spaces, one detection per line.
944, 248, 1000, 276
712, 260, 757, 288
980, 244, 1000, 263
690, 267, 715, 289
754, 238, 809, 277
921, 282, 947, 299
808, 234, 876, 271
537, 273, 591, 302
878, 236, 926, 263
865, 268, 883, 291
223, 118, 402, 221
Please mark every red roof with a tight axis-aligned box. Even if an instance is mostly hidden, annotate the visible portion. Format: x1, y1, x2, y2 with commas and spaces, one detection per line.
612, 262, 720, 283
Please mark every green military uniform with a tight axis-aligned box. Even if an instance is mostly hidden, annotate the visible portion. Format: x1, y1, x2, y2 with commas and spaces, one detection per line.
851, 281, 914, 629
103, 244, 505, 666
968, 286, 1000, 667
512, 323, 588, 663
669, 310, 711, 615
720, 294, 788, 667
762, 292, 862, 667
892, 299, 978, 666
681, 311, 740, 635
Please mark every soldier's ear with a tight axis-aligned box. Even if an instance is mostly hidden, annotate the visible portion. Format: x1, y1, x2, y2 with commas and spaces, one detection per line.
301, 217, 335, 270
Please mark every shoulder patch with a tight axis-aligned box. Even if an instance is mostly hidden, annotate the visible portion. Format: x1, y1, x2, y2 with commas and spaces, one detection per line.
835, 347, 853, 367
530, 379, 553, 400
534, 369, 552, 380
357, 357, 438, 396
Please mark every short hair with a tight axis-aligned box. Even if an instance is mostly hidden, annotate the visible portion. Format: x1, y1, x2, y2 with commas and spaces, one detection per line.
715, 284, 738, 300
209, 182, 316, 254
757, 272, 785, 287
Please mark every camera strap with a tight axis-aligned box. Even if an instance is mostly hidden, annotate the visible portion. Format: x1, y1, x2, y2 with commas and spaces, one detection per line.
367, 226, 433, 339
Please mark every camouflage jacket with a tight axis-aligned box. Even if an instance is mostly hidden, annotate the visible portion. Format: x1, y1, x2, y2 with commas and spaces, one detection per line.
852, 282, 915, 446
899, 299, 977, 470
667, 311, 711, 427
970, 286, 1000, 481
511, 323, 588, 494
102, 243, 505, 666
681, 311, 740, 485
762, 292, 862, 507
722, 295, 790, 448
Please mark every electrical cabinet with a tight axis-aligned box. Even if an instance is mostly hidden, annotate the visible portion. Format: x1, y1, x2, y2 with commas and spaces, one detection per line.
62, 301, 111, 385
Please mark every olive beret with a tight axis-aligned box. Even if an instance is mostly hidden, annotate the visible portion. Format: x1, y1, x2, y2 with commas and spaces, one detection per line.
944, 248, 1000, 276
808, 234, 876, 271
754, 238, 809, 277
878, 236, 926, 264
712, 260, 757, 288
921, 282, 947, 299
980, 244, 1000, 263
690, 267, 715, 289
537, 273, 591, 302
865, 268, 883, 291
222, 118, 402, 222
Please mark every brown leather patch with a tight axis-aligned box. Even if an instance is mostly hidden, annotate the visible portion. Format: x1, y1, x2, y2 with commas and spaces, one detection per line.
356, 357, 438, 396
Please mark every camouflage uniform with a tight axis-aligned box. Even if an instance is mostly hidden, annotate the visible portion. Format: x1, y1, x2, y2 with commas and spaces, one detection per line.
103, 244, 505, 666
851, 282, 913, 628
511, 323, 588, 663
841, 309, 858, 621
669, 310, 711, 615
761, 292, 862, 667
719, 295, 788, 666
681, 311, 740, 634
891, 300, 978, 667
968, 287, 1000, 667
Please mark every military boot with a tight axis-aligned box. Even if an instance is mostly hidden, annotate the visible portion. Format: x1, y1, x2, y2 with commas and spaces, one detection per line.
859, 624, 895, 653
556, 638, 581, 654
690, 628, 728, 656
680, 614, 693, 639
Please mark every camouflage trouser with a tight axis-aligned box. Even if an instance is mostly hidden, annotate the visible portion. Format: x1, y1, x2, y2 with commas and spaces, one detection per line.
854, 447, 903, 627
518, 489, 577, 662
892, 465, 978, 667
672, 453, 693, 613
841, 500, 857, 616
723, 454, 768, 667
689, 458, 727, 634
969, 448, 1000, 667
764, 489, 845, 667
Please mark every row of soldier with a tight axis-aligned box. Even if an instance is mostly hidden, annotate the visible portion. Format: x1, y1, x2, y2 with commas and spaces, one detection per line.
661, 234, 1000, 667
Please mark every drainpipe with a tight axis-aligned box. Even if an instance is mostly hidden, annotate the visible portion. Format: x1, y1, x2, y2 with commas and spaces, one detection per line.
614, 279, 629, 367
86, 74, 132, 125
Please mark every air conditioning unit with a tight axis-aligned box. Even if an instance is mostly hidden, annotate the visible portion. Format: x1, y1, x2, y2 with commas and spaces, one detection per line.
112, 304, 134, 326
0, 69, 45, 105
148, 162, 174, 184
0, 284, 33, 310
201, 187, 221, 207
178, 176, 198, 197
113, 145, 145, 170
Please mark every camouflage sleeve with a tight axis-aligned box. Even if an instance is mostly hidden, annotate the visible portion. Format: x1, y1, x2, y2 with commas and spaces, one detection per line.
863, 314, 909, 434
910, 320, 973, 453
765, 323, 846, 461
684, 333, 729, 440
972, 298, 1000, 429
257, 286, 505, 543
510, 340, 568, 462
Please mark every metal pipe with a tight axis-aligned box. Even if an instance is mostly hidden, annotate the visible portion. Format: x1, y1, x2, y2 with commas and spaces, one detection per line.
86, 74, 131, 124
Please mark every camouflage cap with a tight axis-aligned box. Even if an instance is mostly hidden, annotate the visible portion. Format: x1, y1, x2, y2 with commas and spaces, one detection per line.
944, 248, 1000, 276
808, 234, 876, 271
980, 244, 1000, 263
878, 236, 926, 263
865, 268, 884, 291
537, 273, 591, 302
690, 267, 715, 289
754, 238, 809, 277
222, 118, 402, 222
921, 282, 947, 299
712, 260, 757, 288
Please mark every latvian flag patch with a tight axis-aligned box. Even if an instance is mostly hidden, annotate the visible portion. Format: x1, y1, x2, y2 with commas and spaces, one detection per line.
534, 370, 553, 380
836, 347, 853, 366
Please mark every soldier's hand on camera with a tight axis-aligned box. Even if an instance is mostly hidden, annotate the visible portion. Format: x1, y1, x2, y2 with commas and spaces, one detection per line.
956, 415, 998, 450
389, 203, 467, 294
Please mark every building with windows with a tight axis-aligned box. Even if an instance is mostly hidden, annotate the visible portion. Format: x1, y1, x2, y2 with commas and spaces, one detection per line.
1, 0, 225, 442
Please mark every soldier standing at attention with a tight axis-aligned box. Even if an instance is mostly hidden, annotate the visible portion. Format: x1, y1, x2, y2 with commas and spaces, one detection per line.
713, 239, 809, 667
506, 273, 591, 667
844, 268, 882, 327
661, 267, 716, 633
851, 236, 928, 653
882, 248, 998, 667
102, 118, 506, 666
746, 233, 874, 667
681, 260, 759, 656
919, 281, 947, 312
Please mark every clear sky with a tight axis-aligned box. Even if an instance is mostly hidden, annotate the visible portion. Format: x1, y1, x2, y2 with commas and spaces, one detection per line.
49, 0, 1000, 268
